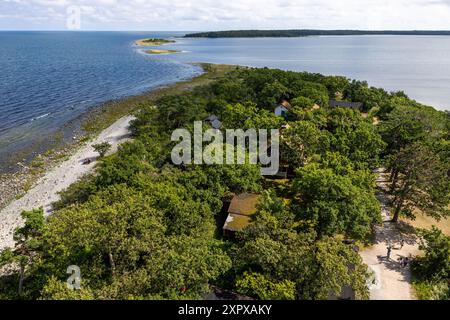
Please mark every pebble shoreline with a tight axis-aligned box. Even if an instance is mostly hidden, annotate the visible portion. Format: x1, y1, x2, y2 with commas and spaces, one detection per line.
0, 116, 135, 251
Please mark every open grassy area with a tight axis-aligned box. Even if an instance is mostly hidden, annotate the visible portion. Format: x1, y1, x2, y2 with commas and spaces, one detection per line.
403, 214, 450, 236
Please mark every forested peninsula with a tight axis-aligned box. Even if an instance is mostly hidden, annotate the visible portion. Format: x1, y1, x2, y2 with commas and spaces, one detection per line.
1, 64, 449, 300
185, 30, 450, 38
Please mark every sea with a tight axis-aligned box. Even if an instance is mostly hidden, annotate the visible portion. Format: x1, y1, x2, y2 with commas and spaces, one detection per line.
1, 31, 450, 171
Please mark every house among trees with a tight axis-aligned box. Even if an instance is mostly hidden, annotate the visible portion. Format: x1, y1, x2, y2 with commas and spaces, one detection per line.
204, 114, 222, 129
223, 193, 261, 237
274, 100, 292, 117
329, 100, 363, 110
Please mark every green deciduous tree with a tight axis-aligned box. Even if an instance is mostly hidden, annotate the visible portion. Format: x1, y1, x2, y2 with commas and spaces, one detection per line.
282, 121, 330, 168
36, 184, 231, 300
413, 227, 450, 281
412, 227, 450, 300
327, 108, 386, 168
293, 163, 381, 240
0, 208, 45, 297
40, 277, 95, 300
232, 192, 370, 300
92, 142, 112, 158
291, 96, 315, 109
380, 104, 439, 155
222, 103, 282, 130
259, 81, 291, 109
236, 272, 296, 300
388, 142, 450, 222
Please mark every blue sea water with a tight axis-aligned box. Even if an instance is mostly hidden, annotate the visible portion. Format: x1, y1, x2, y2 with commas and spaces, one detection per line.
1, 32, 450, 170
171, 35, 450, 111
0, 31, 202, 169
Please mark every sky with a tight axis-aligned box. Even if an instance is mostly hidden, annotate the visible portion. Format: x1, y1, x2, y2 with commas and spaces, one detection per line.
1, 0, 450, 31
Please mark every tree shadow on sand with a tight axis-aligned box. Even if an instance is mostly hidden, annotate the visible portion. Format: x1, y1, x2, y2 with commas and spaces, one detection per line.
109, 133, 132, 143
374, 221, 418, 247
377, 254, 413, 284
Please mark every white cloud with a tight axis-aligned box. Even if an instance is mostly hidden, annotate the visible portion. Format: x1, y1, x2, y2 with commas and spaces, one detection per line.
1, 0, 450, 30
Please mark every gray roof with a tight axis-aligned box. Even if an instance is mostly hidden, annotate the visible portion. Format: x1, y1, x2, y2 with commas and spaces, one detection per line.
329, 100, 363, 109
204, 115, 222, 129
205, 115, 219, 122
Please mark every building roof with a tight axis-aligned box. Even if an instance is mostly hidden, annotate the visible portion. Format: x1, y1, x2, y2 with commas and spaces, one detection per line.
204, 115, 222, 129
223, 214, 254, 233
329, 100, 363, 109
223, 193, 261, 233
205, 115, 219, 122
278, 100, 292, 110
228, 193, 261, 216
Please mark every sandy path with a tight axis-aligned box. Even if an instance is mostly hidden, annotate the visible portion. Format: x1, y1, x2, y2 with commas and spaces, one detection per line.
360, 169, 420, 300
0, 115, 135, 251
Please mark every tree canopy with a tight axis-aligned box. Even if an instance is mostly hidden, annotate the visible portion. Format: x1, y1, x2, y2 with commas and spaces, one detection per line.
1, 65, 448, 300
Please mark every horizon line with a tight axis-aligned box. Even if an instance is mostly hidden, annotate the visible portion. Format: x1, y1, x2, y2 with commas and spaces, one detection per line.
2, 28, 450, 32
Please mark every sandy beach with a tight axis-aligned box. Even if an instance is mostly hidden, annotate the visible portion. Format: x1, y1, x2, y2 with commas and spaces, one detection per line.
145, 49, 180, 55
0, 115, 135, 251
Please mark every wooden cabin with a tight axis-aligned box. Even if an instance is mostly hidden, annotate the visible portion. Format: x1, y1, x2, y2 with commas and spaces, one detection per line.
274, 100, 292, 117
223, 193, 261, 237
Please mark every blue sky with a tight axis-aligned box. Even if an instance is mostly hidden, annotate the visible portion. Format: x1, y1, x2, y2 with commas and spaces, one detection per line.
1, 0, 450, 31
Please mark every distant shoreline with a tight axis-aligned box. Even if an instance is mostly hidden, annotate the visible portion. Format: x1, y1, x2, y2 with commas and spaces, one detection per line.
185, 29, 450, 38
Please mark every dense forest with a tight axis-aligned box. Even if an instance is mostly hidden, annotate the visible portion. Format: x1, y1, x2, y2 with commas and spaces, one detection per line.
185, 30, 450, 38
0, 65, 449, 300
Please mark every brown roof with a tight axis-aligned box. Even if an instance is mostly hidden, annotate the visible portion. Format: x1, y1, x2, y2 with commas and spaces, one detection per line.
223, 214, 254, 233
224, 193, 261, 233
279, 100, 292, 110
228, 193, 261, 216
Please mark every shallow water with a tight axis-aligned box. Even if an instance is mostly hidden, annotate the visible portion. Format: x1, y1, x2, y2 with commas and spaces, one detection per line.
0, 31, 202, 168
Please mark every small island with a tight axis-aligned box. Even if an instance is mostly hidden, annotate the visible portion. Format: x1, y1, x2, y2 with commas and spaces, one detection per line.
145, 49, 180, 55
135, 38, 176, 46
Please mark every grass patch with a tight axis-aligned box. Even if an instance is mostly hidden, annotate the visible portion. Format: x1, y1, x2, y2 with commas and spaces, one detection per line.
22, 177, 36, 193
29, 156, 45, 169
403, 214, 450, 236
